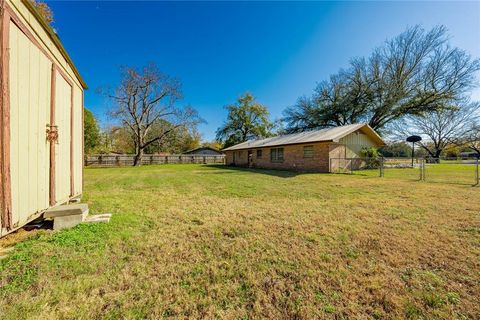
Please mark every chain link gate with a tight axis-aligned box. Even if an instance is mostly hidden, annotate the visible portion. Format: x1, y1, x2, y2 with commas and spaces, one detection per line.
331, 157, 479, 186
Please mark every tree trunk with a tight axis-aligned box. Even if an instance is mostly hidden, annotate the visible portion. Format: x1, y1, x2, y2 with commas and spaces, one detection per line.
133, 147, 144, 166
432, 149, 442, 163
132, 130, 146, 166
133, 140, 144, 166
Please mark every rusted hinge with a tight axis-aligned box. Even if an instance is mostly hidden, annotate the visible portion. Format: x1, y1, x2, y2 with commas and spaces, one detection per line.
46, 124, 59, 143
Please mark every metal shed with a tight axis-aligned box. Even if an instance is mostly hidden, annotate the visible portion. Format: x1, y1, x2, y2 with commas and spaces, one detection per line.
0, 0, 87, 237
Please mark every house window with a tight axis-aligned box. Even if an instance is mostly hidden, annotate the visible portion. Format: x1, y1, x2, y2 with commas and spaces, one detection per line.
270, 148, 284, 162
257, 150, 262, 159
303, 145, 314, 158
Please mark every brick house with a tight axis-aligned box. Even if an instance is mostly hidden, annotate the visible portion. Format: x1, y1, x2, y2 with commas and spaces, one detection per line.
222, 123, 385, 172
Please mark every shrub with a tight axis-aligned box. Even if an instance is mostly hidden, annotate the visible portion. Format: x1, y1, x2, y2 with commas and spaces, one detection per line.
360, 147, 381, 168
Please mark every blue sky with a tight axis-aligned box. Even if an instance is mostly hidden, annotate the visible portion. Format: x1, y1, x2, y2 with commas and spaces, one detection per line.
49, 1, 480, 141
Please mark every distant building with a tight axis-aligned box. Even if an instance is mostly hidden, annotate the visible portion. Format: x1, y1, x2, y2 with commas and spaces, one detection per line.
182, 147, 223, 155
459, 151, 480, 159
223, 123, 386, 172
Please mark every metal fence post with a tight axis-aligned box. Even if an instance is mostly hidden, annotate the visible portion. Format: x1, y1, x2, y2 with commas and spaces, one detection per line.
419, 158, 422, 181
475, 158, 479, 186
424, 158, 427, 181
420, 158, 425, 181
382, 157, 385, 177
380, 157, 384, 177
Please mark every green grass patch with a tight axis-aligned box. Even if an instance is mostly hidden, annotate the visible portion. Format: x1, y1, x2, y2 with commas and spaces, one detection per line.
0, 164, 478, 319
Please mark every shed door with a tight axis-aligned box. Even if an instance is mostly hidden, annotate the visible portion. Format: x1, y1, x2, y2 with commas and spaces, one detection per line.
8, 22, 51, 227
53, 70, 72, 205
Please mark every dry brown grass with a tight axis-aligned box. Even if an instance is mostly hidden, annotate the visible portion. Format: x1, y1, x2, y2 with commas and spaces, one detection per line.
0, 228, 41, 249
0, 164, 479, 319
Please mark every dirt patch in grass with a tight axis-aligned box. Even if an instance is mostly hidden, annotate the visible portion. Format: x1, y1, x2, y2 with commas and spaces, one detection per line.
0, 228, 47, 250
0, 164, 479, 319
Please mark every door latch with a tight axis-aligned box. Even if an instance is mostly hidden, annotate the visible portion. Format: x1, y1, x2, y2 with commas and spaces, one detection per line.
46, 124, 59, 143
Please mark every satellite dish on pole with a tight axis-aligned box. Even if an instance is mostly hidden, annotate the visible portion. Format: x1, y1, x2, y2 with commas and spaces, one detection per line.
406, 135, 422, 143
406, 135, 422, 167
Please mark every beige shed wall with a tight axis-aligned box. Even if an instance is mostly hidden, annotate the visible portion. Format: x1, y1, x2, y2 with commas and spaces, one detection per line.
6, 0, 83, 89
54, 70, 71, 204
8, 21, 51, 228
72, 84, 83, 196
1, 1, 85, 235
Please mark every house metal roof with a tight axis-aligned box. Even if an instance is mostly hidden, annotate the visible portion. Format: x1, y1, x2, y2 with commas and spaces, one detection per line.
222, 123, 385, 151
182, 147, 223, 154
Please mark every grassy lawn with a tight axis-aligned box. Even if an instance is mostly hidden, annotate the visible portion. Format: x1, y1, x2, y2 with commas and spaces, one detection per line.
1, 164, 479, 319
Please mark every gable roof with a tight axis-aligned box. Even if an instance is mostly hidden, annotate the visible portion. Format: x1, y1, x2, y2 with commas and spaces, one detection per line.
182, 147, 223, 154
223, 123, 385, 151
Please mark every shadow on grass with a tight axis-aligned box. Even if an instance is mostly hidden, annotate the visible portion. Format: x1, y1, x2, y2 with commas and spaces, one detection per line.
204, 164, 310, 178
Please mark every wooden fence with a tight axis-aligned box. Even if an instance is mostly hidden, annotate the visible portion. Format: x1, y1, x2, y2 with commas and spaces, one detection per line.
85, 154, 226, 167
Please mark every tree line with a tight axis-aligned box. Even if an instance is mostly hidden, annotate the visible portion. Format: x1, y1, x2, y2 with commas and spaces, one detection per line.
85, 25, 480, 165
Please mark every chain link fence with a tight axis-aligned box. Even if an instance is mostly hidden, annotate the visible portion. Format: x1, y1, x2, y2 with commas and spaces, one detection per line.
330, 157, 479, 186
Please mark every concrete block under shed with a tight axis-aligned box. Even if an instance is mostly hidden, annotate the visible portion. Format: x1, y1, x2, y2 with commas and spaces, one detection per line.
44, 204, 89, 230
44, 204, 89, 218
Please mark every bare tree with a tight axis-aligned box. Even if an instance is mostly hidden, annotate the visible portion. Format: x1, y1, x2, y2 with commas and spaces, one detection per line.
396, 102, 479, 158
108, 64, 201, 165
463, 122, 480, 155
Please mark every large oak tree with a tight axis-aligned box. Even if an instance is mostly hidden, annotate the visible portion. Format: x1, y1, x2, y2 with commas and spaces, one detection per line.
283, 26, 480, 134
